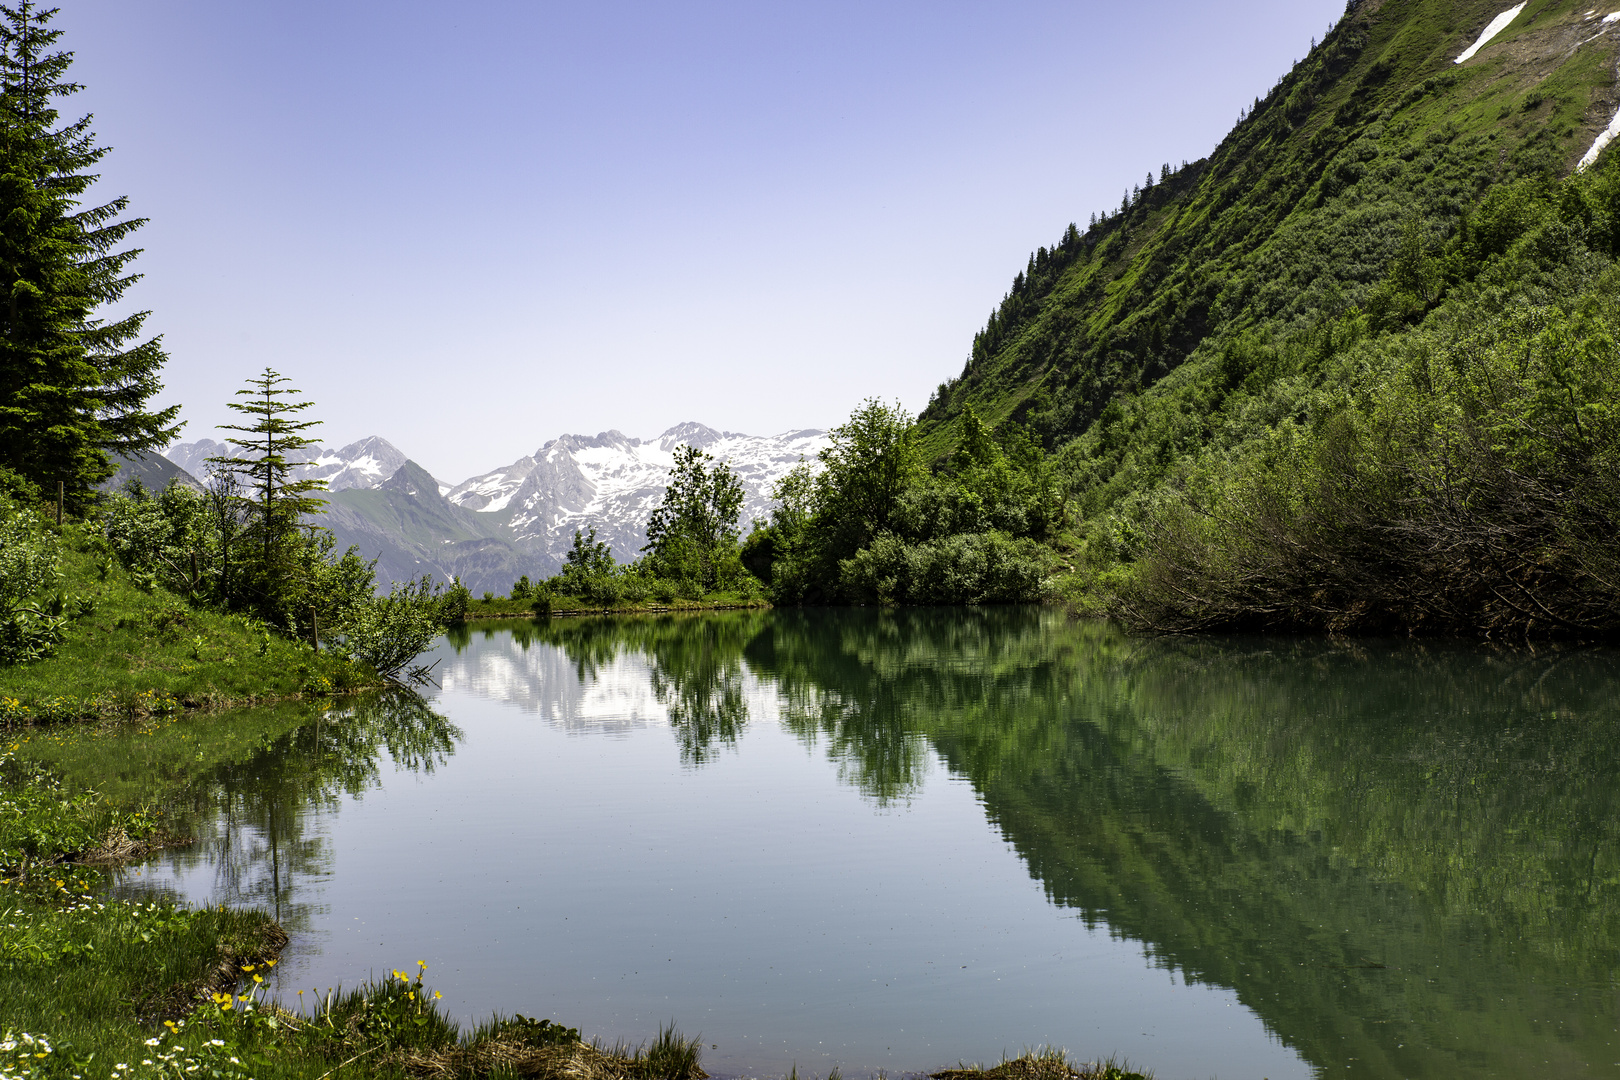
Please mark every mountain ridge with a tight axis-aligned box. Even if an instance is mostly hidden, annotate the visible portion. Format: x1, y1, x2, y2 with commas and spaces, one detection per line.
162, 423, 827, 594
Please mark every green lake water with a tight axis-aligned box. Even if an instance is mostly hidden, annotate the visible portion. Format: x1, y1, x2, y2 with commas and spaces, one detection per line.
113, 609, 1620, 1079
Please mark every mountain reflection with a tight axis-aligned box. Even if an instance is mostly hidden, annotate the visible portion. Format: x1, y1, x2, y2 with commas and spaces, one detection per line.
476, 608, 1620, 1079
446, 613, 768, 764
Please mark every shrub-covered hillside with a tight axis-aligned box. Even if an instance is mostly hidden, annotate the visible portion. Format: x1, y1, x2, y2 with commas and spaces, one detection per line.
910, 0, 1620, 635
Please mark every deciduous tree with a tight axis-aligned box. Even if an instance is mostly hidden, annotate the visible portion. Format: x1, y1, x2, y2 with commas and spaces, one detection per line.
644, 445, 744, 592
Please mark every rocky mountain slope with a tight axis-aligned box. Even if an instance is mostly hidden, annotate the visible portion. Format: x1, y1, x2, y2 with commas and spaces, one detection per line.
162, 424, 826, 594
166, 436, 411, 493
446, 424, 827, 568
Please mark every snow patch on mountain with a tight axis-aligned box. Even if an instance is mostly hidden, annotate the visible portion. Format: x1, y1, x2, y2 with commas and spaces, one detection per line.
1455, 3, 1528, 63
1579, 104, 1620, 170
164, 422, 825, 585
447, 423, 827, 565
165, 435, 420, 492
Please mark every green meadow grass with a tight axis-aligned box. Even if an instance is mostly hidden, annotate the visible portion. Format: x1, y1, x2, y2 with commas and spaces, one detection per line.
0, 521, 383, 723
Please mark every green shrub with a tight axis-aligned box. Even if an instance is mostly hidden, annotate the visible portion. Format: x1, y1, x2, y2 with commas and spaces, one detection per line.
333, 577, 449, 684
0, 496, 63, 664
839, 530, 1055, 605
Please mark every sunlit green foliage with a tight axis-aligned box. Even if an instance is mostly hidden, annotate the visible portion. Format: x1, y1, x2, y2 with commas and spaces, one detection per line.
0, 491, 62, 663
0, 516, 374, 710
643, 445, 747, 593
908, 0, 1620, 632
759, 400, 1061, 604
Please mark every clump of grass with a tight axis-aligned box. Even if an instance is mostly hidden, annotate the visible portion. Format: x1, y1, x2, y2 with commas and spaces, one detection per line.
932, 1047, 1152, 1080
640, 1020, 706, 1080
786, 1065, 841, 1080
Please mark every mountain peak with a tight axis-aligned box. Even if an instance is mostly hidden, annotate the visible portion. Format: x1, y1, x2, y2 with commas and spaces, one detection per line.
656, 422, 728, 450
164, 435, 408, 492
380, 459, 443, 500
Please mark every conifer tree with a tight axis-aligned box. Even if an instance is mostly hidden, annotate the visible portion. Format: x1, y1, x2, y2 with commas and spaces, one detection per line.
0, 2, 179, 500
208, 368, 327, 612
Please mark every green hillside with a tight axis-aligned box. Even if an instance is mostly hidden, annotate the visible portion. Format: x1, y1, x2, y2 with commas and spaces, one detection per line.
911, 0, 1620, 634
322, 460, 529, 591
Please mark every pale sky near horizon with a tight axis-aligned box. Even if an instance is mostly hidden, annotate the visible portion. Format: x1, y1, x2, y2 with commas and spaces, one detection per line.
61, 0, 1345, 484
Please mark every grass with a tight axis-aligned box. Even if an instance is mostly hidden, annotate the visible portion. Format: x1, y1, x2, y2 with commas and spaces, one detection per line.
0, 520, 382, 724
931, 1048, 1151, 1080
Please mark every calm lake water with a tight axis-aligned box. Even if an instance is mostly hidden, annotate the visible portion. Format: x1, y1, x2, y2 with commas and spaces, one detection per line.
112, 609, 1620, 1079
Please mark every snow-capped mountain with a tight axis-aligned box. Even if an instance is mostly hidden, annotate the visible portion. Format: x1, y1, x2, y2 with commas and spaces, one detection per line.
447, 423, 827, 565
158, 423, 826, 593
165, 436, 414, 493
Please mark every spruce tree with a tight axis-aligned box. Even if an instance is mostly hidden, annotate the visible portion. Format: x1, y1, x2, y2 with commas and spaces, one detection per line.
208, 368, 327, 614
0, 2, 179, 500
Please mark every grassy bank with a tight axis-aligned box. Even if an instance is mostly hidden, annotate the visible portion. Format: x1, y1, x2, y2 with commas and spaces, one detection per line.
0, 520, 381, 725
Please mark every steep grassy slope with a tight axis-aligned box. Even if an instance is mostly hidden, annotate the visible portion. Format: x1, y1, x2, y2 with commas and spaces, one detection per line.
913, 0, 1620, 632
920, 0, 1618, 458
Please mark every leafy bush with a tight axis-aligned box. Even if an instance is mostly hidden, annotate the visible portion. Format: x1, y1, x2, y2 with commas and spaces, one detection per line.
333, 577, 447, 684
99, 481, 213, 596
0, 496, 63, 664
762, 401, 1062, 605
839, 531, 1055, 605
1122, 293, 1620, 636
439, 579, 471, 623
553, 528, 623, 604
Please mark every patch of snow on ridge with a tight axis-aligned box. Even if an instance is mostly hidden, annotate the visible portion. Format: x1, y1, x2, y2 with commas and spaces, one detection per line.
1455, 3, 1528, 63
1606, 12, 1620, 23
1579, 104, 1620, 170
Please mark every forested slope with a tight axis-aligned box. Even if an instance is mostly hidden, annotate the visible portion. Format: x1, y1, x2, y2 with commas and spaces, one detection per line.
914, 0, 1620, 635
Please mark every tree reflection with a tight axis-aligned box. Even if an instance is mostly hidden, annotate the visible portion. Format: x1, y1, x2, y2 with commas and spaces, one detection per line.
131, 693, 461, 931
748, 610, 1620, 1079
527, 613, 767, 764
749, 607, 1062, 802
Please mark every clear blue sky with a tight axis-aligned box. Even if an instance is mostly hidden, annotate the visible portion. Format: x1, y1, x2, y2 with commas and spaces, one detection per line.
62, 0, 1345, 483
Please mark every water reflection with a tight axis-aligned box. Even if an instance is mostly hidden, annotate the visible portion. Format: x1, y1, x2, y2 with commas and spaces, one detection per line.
446, 610, 1620, 1077
447, 614, 767, 764
117, 694, 462, 930
128, 611, 1620, 1078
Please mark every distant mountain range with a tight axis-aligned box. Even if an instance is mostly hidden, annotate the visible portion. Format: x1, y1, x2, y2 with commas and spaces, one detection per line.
165, 436, 411, 494
148, 424, 826, 594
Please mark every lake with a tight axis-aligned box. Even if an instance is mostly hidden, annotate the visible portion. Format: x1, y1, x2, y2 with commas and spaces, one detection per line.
111, 608, 1620, 1079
